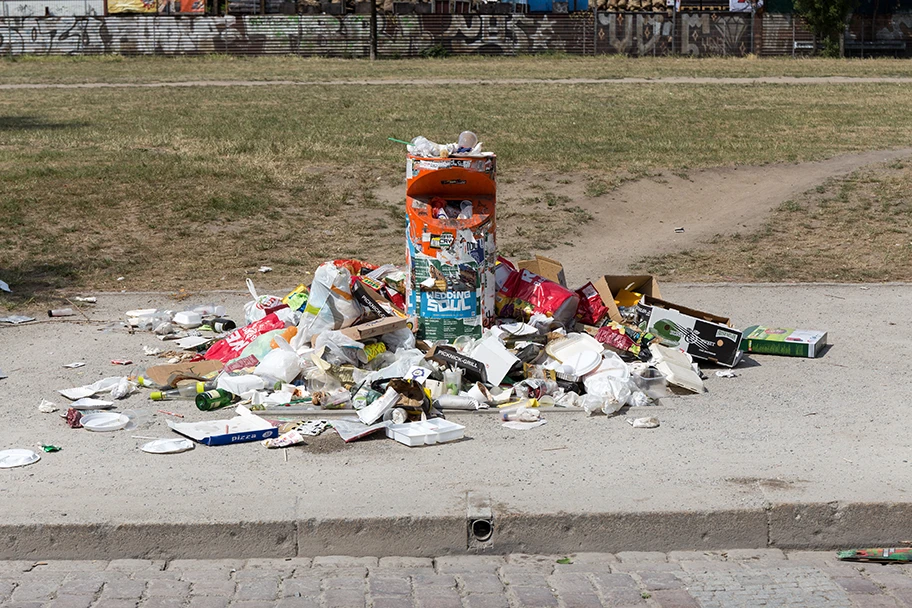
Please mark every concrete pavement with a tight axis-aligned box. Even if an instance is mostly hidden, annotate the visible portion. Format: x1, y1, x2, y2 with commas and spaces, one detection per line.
1, 283, 910, 558
0, 550, 909, 608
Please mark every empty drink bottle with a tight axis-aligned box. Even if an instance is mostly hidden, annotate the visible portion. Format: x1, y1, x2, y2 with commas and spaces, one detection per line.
195, 389, 234, 411
150, 381, 214, 401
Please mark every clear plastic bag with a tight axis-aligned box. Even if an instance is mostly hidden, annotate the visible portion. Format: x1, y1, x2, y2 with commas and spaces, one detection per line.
315, 330, 367, 367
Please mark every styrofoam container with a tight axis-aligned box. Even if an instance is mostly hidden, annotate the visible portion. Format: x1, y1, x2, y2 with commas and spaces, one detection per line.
385, 419, 466, 447
173, 311, 202, 329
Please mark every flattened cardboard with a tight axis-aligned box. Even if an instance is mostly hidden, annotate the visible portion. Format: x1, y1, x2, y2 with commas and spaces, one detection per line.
518, 255, 567, 288
592, 275, 663, 324
339, 316, 409, 341
638, 295, 742, 367
144, 360, 224, 388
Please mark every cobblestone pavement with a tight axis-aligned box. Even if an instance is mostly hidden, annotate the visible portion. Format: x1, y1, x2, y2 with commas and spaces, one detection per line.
2, 550, 911, 608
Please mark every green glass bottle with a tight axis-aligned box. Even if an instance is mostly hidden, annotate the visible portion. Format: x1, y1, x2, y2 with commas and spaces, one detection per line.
195, 389, 234, 411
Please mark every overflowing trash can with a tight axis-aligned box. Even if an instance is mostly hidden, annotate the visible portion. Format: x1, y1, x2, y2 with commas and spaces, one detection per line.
405, 153, 497, 341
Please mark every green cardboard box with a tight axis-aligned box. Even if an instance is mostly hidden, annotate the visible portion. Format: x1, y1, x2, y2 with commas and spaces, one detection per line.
739, 326, 827, 358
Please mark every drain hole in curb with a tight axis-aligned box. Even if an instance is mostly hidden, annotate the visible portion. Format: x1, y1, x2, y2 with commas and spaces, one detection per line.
471, 519, 494, 542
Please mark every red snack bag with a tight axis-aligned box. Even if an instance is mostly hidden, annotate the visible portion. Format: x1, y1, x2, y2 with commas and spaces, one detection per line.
575, 282, 609, 325
203, 313, 286, 363
495, 258, 579, 325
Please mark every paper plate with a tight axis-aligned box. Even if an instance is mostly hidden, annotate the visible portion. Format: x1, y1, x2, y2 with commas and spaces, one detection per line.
141, 438, 195, 454
562, 350, 602, 377
0, 449, 41, 469
70, 397, 115, 410
80, 412, 130, 432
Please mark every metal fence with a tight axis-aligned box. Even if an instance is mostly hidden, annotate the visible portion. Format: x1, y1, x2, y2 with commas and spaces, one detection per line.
0, 11, 909, 56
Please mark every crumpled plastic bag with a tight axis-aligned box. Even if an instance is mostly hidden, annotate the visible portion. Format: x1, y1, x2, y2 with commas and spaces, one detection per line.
315, 330, 367, 367
254, 336, 303, 383
584, 371, 633, 415
291, 262, 362, 348
243, 278, 284, 325
381, 327, 416, 353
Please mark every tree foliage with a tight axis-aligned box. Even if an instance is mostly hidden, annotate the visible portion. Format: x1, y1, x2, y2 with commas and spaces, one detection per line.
793, 0, 860, 56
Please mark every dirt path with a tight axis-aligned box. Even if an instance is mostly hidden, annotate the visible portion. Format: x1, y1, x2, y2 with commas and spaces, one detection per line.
4, 76, 912, 90
545, 148, 912, 286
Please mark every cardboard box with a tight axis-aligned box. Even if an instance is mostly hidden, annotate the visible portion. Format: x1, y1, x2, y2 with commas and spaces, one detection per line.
637, 295, 743, 367
339, 316, 409, 341
167, 406, 277, 446
740, 326, 827, 358
592, 275, 663, 324
518, 255, 567, 288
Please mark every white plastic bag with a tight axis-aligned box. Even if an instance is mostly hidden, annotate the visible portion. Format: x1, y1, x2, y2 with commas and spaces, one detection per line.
584, 371, 633, 415
254, 336, 304, 383
291, 262, 362, 347
243, 278, 283, 325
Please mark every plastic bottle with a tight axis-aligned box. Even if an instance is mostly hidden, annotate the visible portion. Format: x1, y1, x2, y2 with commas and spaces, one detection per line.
195, 389, 235, 411
150, 381, 213, 401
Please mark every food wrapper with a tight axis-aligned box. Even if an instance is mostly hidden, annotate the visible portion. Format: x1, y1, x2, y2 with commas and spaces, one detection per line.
575, 282, 609, 325
263, 429, 307, 448
494, 259, 579, 326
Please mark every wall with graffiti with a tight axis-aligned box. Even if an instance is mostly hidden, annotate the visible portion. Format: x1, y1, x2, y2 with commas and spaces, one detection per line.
0, 12, 906, 56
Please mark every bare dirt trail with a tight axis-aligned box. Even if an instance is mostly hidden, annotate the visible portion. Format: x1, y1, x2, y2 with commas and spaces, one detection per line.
540, 148, 912, 287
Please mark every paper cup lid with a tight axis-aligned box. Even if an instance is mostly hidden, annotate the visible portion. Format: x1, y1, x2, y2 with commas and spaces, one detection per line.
0, 449, 40, 469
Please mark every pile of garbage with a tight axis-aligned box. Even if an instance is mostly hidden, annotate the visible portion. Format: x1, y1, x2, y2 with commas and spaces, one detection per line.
0, 135, 828, 467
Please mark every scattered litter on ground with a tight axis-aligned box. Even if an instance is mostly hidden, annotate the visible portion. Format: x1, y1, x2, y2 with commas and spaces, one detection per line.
70, 398, 115, 410
22, 136, 830, 459
63, 362, 86, 369
80, 412, 130, 432
627, 416, 660, 429
141, 438, 194, 454
38, 444, 61, 453
73, 296, 96, 303
0, 449, 39, 469
0, 369, 7, 380
0, 315, 35, 325
48, 308, 76, 318
838, 548, 912, 563
0, 280, 10, 293
259, 266, 272, 273
38, 400, 58, 414
674, 227, 685, 233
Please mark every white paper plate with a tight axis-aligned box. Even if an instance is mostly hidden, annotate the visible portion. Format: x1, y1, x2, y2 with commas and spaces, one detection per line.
141, 438, 195, 454
0, 449, 41, 469
70, 397, 115, 410
562, 350, 602, 376
81, 412, 130, 432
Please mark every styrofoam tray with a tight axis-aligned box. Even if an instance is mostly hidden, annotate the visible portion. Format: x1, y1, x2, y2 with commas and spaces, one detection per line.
385, 419, 466, 447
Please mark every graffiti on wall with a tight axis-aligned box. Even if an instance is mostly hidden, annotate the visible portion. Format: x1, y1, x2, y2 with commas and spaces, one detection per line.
0, 13, 593, 55
595, 10, 751, 56
1, 11, 906, 57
